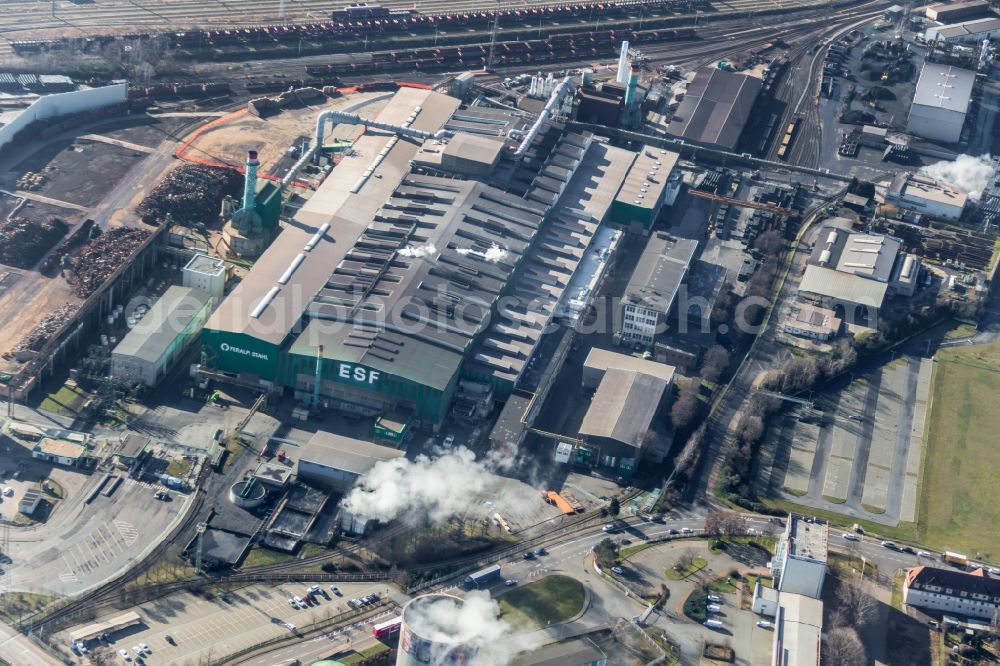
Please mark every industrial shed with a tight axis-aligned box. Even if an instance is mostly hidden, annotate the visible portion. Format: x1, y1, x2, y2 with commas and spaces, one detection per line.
297, 431, 405, 492
111, 286, 212, 386
664, 68, 762, 150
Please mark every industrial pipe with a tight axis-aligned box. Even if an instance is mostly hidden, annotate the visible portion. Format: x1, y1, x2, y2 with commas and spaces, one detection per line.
315, 108, 448, 150
513, 77, 574, 159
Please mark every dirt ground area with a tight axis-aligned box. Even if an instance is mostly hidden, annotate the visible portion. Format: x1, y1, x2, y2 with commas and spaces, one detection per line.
6, 137, 147, 208
0, 192, 20, 218
184, 95, 377, 176
94, 116, 189, 149
0, 271, 80, 374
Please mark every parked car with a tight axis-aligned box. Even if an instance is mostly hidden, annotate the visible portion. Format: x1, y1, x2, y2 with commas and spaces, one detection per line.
842, 532, 858, 541
522, 551, 535, 560
534, 547, 547, 556
504, 579, 517, 586
611, 566, 624, 575
602, 524, 617, 533
681, 527, 693, 534
917, 550, 931, 558
757, 620, 774, 629
288, 598, 299, 609
668, 528, 679, 535
137, 643, 149, 654
881, 541, 897, 550
330, 585, 342, 596
707, 594, 722, 603
75, 642, 88, 654
119, 649, 132, 661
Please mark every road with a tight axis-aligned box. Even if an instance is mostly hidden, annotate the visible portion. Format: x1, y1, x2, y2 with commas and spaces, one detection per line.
0, 623, 61, 666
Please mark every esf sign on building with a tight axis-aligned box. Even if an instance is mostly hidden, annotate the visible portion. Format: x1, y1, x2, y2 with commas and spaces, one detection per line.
337, 363, 381, 386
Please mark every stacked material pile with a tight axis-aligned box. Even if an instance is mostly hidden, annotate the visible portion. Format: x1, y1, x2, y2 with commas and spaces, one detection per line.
68, 228, 149, 298
12, 303, 79, 354
136, 165, 243, 226
0, 216, 68, 269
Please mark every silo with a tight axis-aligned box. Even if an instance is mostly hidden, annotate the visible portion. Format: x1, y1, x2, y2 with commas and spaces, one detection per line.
397, 594, 479, 666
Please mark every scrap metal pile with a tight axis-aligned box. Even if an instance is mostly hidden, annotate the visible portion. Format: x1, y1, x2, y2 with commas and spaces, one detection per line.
68, 227, 149, 298
0, 216, 68, 269
11, 303, 79, 355
136, 165, 243, 227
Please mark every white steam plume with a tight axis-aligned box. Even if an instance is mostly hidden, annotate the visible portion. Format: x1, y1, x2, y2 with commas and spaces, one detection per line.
398, 242, 437, 258
403, 592, 540, 666
456, 243, 508, 263
919, 154, 995, 200
342, 447, 528, 525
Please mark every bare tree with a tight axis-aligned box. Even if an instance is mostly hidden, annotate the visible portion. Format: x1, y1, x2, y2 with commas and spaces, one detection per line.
754, 230, 785, 256
670, 382, 701, 430
837, 577, 878, 628
701, 345, 731, 383
675, 550, 695, 573
704, 510, 748, 536
824, 626, 866, 666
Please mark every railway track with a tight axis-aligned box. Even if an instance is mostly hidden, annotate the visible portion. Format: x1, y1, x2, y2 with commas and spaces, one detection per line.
0, 0, 826, 62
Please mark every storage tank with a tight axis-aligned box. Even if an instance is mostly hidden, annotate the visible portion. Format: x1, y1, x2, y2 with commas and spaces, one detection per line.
397, 594, 479, 666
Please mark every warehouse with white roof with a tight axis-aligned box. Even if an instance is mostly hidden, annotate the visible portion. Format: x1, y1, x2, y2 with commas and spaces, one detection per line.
906, 63, 976, 143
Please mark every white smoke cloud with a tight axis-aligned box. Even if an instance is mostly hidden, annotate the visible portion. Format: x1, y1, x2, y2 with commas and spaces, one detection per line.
342, 447, 529, 525
403, 592, 540, 666
919, 154, 996, 200
398, 242, 437, 258
456, 243, 509, 263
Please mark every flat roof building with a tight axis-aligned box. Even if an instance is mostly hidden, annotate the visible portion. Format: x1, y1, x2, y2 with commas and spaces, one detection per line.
665, 69, 762, 150
581, 347, 676, 389
618, 232, 698, 346
111, 286, 212, 387
771, 514, 828, 599
32, 438, 86, 466
906, 63, 975, 143
608, 147, 682, 233
876, 173, 969, 221
297, 430, 405, 492
783, 303, 842, 341
182, 253, 227, 299
772, 593, 823, 666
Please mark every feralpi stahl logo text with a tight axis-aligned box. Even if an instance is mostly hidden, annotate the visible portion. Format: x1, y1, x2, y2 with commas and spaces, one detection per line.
220, 343, 269, 361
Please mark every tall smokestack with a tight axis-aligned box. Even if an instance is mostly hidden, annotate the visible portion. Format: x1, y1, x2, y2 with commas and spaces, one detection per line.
624, 64, 640, 108
242, 150, 259, 212
616, 41, 630, 85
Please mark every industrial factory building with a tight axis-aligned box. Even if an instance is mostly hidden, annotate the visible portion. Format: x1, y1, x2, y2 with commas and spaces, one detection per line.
906, 63, 975, 144
182, 253, 227, 300
296, 430, 405, 492
925, 16, 1000, 42
664, 68, 762, 150
111, 286, 213, 387
798, 225, 920, 326
924, 0, 990, 23
617, 232, 698, 346
202, 85, 684, 431
876, 173, 969, 221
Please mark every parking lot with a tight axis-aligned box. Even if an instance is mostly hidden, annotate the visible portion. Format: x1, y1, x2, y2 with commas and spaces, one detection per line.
761, 355, 932, 525
56, 581, 395, 665
6, 470, 186, 596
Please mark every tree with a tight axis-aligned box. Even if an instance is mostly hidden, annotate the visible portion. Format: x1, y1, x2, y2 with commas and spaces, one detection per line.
594, 538, 617, 569
824, 626, 866, 666
837, 577, 877, 628
674, 550, 695, 573
608, 496, 620, 517
671, 382, 701, 431
704, 509, 748, 536
701, 345, 731, 383
754, 230, 785, 256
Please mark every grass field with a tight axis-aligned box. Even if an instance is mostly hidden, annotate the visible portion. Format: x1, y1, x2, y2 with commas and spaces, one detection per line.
498, 575, 585, 629
917, 341, 1000, 558
241, 546, 297, 568
39, 383, 90, 416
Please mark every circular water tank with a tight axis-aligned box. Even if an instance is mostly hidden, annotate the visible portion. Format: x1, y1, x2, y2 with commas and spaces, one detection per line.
229, 479, 266, 509
398, 594, 479, 666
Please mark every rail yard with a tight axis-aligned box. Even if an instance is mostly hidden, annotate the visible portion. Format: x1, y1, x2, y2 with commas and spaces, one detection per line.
1, 0, 1000, 665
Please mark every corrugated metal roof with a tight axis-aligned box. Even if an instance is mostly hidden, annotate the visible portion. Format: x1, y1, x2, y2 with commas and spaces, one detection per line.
665, 69, 762, 149
799, 265, 888, 307
579, 368, 668, 446
112, 286, 211, 364
622, 232, 698, 313
300, 431, 404, 476
911, 62, 975, 113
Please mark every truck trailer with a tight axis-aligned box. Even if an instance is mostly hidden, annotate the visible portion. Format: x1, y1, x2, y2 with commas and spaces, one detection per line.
463, 564, 501, 590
